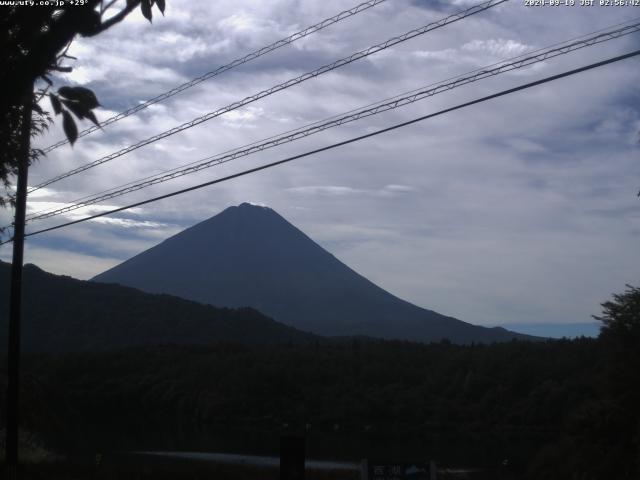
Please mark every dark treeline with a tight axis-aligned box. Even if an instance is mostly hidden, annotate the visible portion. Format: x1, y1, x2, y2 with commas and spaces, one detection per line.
0, 262, 319, 351
1, 334, 637, 479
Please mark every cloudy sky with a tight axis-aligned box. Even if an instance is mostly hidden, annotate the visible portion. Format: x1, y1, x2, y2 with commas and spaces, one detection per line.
1, 0, 639, 333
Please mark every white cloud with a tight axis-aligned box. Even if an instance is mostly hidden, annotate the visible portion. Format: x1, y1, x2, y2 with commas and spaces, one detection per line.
382, 184, 416, 194
287, 185, 366, 196
11, 0, 639, 327
413, 48, 460, 62
87, 217, 168, 228
221, 106, 264, 127
462, 38, 532, 57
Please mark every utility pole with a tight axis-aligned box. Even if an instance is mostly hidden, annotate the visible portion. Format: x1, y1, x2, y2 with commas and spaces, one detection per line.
5, 81, 33, 480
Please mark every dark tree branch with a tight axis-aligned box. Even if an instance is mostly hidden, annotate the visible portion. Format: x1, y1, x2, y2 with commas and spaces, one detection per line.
101, 0, 121, 16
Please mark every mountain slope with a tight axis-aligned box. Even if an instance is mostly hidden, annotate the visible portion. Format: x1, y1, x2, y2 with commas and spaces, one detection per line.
93, 203, 533, 343
0, 260, 318, 352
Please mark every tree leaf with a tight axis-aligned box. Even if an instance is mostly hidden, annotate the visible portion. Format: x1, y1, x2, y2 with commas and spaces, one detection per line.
60, 99, 101, 127
84, 110, 100, 128
61, 99, 87, 120
50, 94, 62, 115
62, 110, 78, 146
141, 0, 153, 22
58, 86, 100, 109
156, 0, 165, 15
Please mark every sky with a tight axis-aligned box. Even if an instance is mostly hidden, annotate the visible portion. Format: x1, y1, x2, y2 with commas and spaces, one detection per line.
1, 0, 639, 333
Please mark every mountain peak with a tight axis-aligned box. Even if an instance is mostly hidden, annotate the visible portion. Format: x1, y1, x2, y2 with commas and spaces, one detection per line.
238, 202, 269, 209
226, 202, 273, 214
214, 202, 278, 222
93, 204, 536, 343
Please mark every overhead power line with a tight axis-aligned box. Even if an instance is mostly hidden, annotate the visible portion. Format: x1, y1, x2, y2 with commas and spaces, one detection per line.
23, 21, 640, 223
27, 16, 640, 220
29, 0, 507, 193
4, 48, 636, 245
41, 0, 389, 153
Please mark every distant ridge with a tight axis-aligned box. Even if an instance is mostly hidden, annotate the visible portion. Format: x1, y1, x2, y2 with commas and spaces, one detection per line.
94, 203, 536, 344
0, 260, 318, 352
501, 322, 600, 339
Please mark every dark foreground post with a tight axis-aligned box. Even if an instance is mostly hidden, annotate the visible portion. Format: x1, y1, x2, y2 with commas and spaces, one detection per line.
5, 83, 33, 480
280, 435, 305, 480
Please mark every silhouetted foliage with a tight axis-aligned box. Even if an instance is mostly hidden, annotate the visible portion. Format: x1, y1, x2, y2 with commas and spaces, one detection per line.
0, 340, 600, 473
594, 285, 640, 478
595, 285, 640, 342
0, 0, 165, 208
1, 261, 637, 477
0, 337, 617, 479
529, 285, 640, 479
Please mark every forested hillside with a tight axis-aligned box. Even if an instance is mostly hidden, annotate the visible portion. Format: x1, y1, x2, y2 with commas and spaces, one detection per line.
0, 261, 318, 351
2, 335, 637, 479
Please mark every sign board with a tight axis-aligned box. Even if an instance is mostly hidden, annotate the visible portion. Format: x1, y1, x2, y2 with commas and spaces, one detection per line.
366, 461, 432, 480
